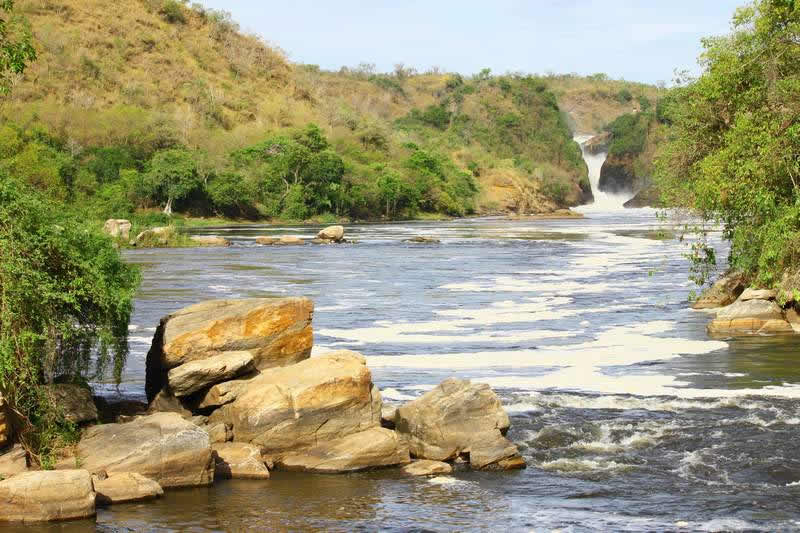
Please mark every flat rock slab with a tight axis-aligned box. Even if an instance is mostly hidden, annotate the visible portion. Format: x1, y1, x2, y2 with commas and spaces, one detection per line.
402, 460, 453, 476
276, 428, 410, 473
93, 472, 164, 506
75, 412, 213, 488
708, 299, 793, 335
214, 350, 381, 454
739, 288, 777, 301
0, 470, 95, 523
715, 299, 784, 320
213, 442, 270, 479
167, 350, 254, 397
146, 297, 313, 402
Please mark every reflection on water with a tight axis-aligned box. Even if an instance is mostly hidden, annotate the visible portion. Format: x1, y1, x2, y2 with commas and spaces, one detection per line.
41, 213, 800, 531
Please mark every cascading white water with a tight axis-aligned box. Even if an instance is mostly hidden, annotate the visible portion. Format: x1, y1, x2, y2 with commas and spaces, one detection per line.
573, 134, 634, 212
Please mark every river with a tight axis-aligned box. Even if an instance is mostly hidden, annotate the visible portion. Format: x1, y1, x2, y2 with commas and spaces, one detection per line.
17, 207, 798, 532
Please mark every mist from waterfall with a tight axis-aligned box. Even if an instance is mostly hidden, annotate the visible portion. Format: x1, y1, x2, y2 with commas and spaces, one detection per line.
573, 134, 634, 212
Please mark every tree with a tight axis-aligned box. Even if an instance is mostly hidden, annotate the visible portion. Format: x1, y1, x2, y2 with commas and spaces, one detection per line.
144, 149, 202, 215
0, 176, 139, 461
0, 0, 36, 96
655, 0, 800, 289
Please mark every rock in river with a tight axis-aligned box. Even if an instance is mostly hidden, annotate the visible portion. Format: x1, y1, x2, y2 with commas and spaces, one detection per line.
212, 442, 270, 479
402, 459, 453, 476
93, 472, 164, 506
190, 235, 230, 247
275, 427, 409, 473
74, 412, 213, 488
708, 298, 793, 335
0, 470, 96, 523
167, 350, 254, 397
692, 272, 746, 309
394, 378, 525, 470
316, 225, 344, 242
145, 297, 313, 402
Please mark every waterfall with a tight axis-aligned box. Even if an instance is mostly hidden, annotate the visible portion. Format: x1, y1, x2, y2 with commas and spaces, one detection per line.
573, 134, 634, 212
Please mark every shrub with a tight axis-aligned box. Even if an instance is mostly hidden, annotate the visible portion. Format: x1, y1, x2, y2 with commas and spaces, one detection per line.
159, 0, 186, 24
615, 88, 633, 103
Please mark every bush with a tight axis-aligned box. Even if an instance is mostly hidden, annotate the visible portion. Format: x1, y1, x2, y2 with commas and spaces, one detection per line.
615, 88, 633, 103
159, 0, 186, 24
0, 177, 139, 461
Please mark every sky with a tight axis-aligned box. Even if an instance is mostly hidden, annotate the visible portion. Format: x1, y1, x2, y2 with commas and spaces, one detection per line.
198, 1, 746, 84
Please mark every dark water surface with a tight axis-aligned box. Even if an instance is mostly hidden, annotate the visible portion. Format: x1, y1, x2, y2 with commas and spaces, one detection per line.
31, 212, 800, 532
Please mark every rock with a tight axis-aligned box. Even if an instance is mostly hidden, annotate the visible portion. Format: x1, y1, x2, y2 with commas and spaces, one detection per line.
75, 412, 213, 488
581, 132, 611, 154
276, 236, 304, 245
0, 395, 9, 449
0, 470, 95, 523
206, 422, 231, 444
394, 378, 520, 467
623, 184, 661, 208
93, 472, 164, 506
167, 350, 254, 397
403, 236, 441, 244
216, 350, 381, 455
381, 405, 397, 429
311, 238, 329, 245
787, 308, 800, 333
44, 384, 98, 425
739, 288, 777, 301
316, 225, 344, 242
708, 299, 792, 335
255, 236, 279, 245
401, 459, 452, 476
194, 376, 255, 410
103, 219, 132, 240
275, 428, 409, 473
599, 152, 638, 195
135, 226, 172, 245
0, 445, 28, 479
692, 272, 746, 309
145, 297, 313, 402
148, 389, 192, 418
212, 442, 270, 479
468, 431, 526, 471
190, 236, 230, 247
94, 398, 148, 424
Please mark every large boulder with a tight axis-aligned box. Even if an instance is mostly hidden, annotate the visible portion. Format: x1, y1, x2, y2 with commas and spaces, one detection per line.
74, 412, 213, 488
316, 225, 344, 242
275, 428, 409, 473
145, 298, 313, 402
692, 272, 746, 309
211, 350, 381, 456
44, 384, 98, 424
708, 298, 793, 335
93, 472, 164, 506
167, 350, 254, 397
212, 442, 270, 479
0, 470, 95, 523
394, 378, 525, 470
103, 219, 132, 240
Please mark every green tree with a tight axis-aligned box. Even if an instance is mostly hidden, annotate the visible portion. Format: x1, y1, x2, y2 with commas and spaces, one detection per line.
0, 0, 36, 96
143, 148, 203, 215
656, 0, 800, 289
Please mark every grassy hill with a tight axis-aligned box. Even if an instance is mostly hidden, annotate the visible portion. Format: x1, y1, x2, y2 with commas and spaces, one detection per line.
2, 0, 657, 225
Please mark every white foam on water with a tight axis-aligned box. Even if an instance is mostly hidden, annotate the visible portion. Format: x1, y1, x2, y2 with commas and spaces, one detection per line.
537, 457, 636, 475
426, 476, 471, 486
380, 388, 416, 401
128, 336, 155, 344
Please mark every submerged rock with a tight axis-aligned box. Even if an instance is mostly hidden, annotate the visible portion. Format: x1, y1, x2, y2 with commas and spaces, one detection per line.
403, 236, 440, 244
214, 350, 381, 455
212, 442, 270, 479
93, 472, 164, 506
275, 428, 409, 473
316, 225, 345, 242
401, 459, 452, 476
394, 378, 525, 470
145, 297, 313, 402
692, 272, 746, 309
75, 412, 213, 488
0, 470, 95, 523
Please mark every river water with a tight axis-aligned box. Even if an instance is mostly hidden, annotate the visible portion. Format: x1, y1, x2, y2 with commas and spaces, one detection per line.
23, 211, 800, 532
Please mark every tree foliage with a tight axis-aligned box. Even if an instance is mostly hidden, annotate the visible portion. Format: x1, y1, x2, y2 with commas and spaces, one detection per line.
0, 0, 36, 96
656, 0, 800, 289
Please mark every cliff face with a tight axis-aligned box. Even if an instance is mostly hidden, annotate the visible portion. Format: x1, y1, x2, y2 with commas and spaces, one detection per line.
598, 152, 640, 194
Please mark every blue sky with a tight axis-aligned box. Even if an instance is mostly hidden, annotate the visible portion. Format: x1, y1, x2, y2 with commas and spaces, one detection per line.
198, 1, 746, 84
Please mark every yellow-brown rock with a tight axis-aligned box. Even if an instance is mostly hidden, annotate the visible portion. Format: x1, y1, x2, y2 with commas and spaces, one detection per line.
212, 442, 270, 479
0, 470, 95, 523
93, 472, 164, 506
145, 298, 313, 401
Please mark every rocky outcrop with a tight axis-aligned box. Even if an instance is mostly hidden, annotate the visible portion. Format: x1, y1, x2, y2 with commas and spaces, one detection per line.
0, 470, 95, 523
394, 378, 525, 470
275, 428, 409, 473
103, 219, 132, 240
212, 442, 270, 479
93, 472, 164, 506
167, 351, 254, 397
582, 132, 611, 154
145, 298, 313, 402
190, 236, 230, 247
74, 412, 213, 488
44, 384, 98, 424
402, 459, 453, 476
0, 445, 28, 478
692, 272, 747, 309
211, 351, 381, 456
623, 183, 660, 208
599, 152, 638, 195
135, 226, 172, 245
316, 225, 344, 242
708, 290, 794, 335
